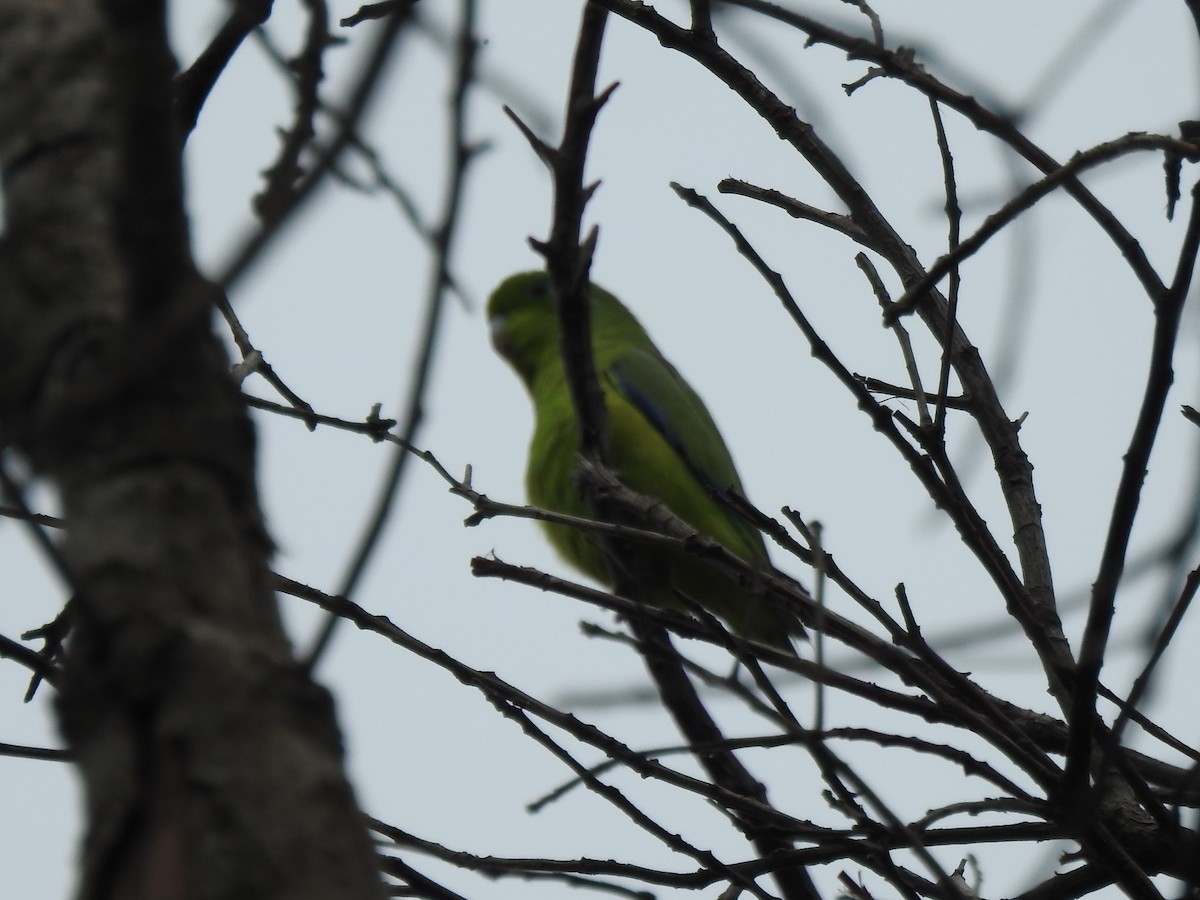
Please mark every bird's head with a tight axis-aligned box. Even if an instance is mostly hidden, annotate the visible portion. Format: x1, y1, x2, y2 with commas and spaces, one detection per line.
488, 270, 655, 391
486, 271, 563, 389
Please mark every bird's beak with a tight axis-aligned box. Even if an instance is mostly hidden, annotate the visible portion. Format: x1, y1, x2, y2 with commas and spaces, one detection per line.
489, 314, 508, 355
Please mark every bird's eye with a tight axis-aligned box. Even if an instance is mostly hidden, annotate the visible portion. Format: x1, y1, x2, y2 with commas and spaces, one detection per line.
530, 280, 550, 298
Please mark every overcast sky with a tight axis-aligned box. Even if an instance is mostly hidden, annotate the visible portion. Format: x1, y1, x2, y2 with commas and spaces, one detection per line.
3, 2, 1198, 898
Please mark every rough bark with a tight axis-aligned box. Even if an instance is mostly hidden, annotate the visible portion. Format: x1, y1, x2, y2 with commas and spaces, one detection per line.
0, 2, 386, 897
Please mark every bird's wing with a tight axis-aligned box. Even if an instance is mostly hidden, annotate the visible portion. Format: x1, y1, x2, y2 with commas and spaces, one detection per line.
607, 346, 742, 493
605, 347, 772, 568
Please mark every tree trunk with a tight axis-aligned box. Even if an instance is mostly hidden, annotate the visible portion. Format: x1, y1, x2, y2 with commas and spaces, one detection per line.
0, 2, 386, 897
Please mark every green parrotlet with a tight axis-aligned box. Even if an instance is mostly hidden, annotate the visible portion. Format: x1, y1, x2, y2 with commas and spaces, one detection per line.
488, 271, 804, 651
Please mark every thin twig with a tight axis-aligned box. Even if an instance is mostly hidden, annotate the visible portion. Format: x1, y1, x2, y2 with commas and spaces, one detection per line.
304, 0, 481, 667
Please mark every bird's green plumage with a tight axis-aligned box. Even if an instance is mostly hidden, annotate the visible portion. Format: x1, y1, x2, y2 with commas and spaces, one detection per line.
488, 271, 802, 649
